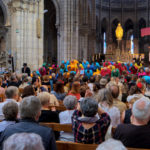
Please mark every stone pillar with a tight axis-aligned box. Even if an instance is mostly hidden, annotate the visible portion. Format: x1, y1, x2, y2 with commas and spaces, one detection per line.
8, 0, 43, 72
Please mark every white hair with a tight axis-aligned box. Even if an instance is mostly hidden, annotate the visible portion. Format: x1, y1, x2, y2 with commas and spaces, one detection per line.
3, 133, 44, 150
132, 97, 150, 121
96, 139, 127, 150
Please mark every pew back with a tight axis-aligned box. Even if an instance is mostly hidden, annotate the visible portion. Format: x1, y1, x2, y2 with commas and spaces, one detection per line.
40, 123, 72, 132
56, 141, 150, 150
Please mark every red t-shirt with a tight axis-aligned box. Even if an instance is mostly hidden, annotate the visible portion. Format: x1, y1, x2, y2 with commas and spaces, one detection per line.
68, 92, 81, 100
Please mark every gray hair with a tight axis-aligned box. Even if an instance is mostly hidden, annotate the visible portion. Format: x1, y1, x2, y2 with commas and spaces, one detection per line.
80, 98, 98, 117
132, 97, 150, 121
96, 138, 127, 150
96, 88, 113, 106
63, 95, 77, 110
3, 133, 44, 150
5, 86, 19, 99
2, 101, 18, 121
20, 96, 41, 119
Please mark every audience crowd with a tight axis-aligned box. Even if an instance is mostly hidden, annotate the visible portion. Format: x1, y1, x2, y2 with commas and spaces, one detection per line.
0, 59, 150, 149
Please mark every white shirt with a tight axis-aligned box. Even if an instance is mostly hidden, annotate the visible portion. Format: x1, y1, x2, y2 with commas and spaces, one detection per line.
99, 104, 120, 127
88, 83, 94, 92
59, 110, 74, 142
0, 99, 18, 120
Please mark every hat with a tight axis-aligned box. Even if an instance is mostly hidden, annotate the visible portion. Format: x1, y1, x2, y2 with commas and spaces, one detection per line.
100, 78, 108, 86
23, 63, 27, 66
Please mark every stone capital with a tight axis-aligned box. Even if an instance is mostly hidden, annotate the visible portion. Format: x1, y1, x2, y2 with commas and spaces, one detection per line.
8, 0, 40, 13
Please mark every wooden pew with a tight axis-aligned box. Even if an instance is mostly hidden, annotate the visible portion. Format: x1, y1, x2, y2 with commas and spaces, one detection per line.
56, 141, 97, 150
56, 141, 150, 150
0, 94, 5, 102
59, 101, 64, 106
39, 123, 72, 132
49, 105, 67, 111
40, 123, 150, 150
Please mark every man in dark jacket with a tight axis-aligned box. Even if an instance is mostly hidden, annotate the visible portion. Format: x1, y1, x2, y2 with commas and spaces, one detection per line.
22, 63, 31, 76
0, 96, 56, 150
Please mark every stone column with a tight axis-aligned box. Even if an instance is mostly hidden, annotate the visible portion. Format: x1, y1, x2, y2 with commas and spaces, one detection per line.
8, 0, 43, 72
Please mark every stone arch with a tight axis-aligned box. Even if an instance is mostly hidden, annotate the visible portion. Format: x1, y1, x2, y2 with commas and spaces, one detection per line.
0, 0, 10, 26
101, 18, 107, 33
44, 0, 58, 64
112, 18, 120, 43
124, 19, 134, 40
51, 0, 60, 26
138, 18, 146, 54
138, 18, 146, 31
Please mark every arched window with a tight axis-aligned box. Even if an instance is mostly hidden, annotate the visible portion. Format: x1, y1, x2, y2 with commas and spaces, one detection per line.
130, 34, 134, 54
104, 32, 107, 54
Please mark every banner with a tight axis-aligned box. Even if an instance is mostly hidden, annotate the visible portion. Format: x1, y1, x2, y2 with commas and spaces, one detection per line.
141, 27, 150, 37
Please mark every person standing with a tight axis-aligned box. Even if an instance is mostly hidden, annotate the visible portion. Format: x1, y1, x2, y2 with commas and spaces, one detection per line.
22, 63, 31, 76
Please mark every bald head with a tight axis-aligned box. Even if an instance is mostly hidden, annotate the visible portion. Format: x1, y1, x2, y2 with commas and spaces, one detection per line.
110, 85, 119, 99
132, 97, 150, 123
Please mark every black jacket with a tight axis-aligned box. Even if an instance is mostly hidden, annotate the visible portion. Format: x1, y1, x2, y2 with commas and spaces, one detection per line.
0, 119, 57, 150
39, 110, 60, 140
22, 67, 31, 76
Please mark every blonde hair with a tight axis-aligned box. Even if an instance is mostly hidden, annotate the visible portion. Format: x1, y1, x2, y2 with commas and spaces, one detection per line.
37, 92, 50, 106
129, 97, 139, 105
95, 88, 113, 106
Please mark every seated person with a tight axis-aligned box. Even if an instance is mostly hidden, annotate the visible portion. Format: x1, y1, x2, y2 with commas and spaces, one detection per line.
51, 81, 66, 101
114, 97, 150, 149
19, 77, 29, 89
96, 88, 120, 128
0, 96, 56, 150
0, 86, 19, 120
3, 133, 45, 150
59, 96, 77, 141
38, 92, 59, 140
110, 85, 127, 115
96, 138, 127, 150
68, 81, 81, 100
8, 75, 20, 87
72, 98, 110, 144
42, 75, 50, 86
0, 102, 18, 133
0, 78, 5, 95
22, 85, 36, 98
121, 97, 139, 124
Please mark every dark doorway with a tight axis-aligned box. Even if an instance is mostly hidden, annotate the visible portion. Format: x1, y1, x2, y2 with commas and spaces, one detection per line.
138, 18, 146, 54
124, 19, 134, 40
112, 19, 120, 44
44, 0, 57, 64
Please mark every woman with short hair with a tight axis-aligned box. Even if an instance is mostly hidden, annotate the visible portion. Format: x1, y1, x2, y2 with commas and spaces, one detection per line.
59, 95, 77, 141
38, 92, 59, 140
72, 98, 110, 144
0, 101, 18, 133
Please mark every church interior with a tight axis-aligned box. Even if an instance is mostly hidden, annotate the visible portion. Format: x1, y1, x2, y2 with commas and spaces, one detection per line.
0, 1, 150, 150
